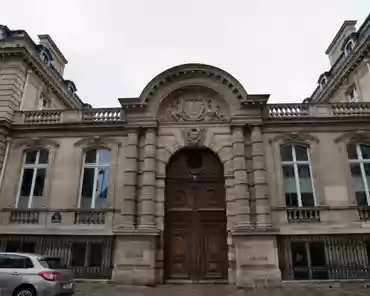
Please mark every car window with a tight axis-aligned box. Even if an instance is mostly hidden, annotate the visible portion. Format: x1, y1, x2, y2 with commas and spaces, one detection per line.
38, 257, 65, 269
0, 255, 34, 269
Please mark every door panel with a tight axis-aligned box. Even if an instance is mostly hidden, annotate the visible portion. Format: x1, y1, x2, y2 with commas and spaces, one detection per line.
164, 148, 228, 282
165, 211, 193, 279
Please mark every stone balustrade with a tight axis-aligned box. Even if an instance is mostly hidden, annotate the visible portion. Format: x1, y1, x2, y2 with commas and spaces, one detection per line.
266, 102, 370, 119
14, 108, 125, 125
14, 103, 370, 125
0, 208, 115, 230
286, 207, 321, 223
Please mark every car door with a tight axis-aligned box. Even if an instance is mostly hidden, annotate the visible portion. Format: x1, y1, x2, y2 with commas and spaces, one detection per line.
0, 254, 26, 296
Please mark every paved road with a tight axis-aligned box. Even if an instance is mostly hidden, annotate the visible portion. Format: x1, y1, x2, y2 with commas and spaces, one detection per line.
75, 283, 370, 296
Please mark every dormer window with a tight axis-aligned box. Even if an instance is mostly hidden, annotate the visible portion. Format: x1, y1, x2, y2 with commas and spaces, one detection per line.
68, 84, 75, 93
40, 51, 51, 66
38, 96, 51, 110
346, 84, 360, 102
344, 39, 355, 56
319, 76, 328, 90
0, 25, 10, 40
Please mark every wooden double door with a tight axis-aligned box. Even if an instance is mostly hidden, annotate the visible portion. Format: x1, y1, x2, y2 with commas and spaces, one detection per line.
164, 149, 228, 282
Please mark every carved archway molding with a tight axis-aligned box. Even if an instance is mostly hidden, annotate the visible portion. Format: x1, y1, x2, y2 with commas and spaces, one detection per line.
335, 130, 370, 144
139, 63, 248, 105
13, 137, 60, 150
74, 136, 121, 149
269, 132, 319, 146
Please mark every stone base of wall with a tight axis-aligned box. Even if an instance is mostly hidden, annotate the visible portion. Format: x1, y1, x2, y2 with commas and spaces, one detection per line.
111, 233, 158, 285
233, 235, 282, 288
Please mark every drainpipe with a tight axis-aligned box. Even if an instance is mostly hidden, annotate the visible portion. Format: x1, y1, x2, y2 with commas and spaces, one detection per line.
0, 137, 12, 191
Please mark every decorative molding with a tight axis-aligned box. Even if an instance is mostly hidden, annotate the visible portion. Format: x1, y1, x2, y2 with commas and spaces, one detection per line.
13, 137, 60, 149
139, 64, 248, 104
183, 127, 206, 146
74, 136, 121, 148
161, 94, 226, 122
335, 130, 370, 143
269, 132, 319, 145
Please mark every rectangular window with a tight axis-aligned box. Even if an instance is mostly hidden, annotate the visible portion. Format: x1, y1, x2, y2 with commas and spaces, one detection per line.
17, 150, 49, 209
79, 149, 111, 209
281, 144, 316, 207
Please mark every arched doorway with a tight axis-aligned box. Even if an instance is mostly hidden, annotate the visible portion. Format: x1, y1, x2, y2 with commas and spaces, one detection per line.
164, 148, 228, 283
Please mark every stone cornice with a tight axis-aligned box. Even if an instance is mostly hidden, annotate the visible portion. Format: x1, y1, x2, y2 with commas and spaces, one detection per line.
73, 136, 122, 148
0, 46, 81, 109
13, 137, 60, 149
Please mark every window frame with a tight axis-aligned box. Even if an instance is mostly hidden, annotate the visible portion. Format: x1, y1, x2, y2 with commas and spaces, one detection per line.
78, 147, 111, 209
346, 83, 360, 102
281, 143, 317, 207
15, 149, 49, 209
348, 143, 370, 206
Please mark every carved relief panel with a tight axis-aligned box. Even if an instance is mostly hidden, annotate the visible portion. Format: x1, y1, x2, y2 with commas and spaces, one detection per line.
158, 86, 228, 123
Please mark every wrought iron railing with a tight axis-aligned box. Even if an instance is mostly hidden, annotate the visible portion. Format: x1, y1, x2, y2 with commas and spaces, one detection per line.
286, 207, 321, 223
278, 235, 370, 281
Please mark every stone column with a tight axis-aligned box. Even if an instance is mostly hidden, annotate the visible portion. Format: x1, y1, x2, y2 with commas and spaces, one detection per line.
120, 131, 139, 229
138, 128, 157, 230
231, 126, 251, 228
251, 125, 271, 227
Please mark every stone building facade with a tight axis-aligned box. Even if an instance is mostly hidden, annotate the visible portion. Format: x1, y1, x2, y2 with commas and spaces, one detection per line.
0, 15, 370, 287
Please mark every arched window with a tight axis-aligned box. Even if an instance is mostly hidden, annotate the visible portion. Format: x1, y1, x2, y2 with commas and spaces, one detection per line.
347, 143, 370, 206
79, 148, 111, 209
17, 149, 49, 208
280, 144, 315, 207
40, 51, 51, 66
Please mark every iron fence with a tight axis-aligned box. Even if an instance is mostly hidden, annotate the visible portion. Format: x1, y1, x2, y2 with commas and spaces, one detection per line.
278, 235, 370, 281
0, 235, 114, 279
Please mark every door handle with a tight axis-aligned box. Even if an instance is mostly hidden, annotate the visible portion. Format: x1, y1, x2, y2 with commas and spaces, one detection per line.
11, 272, 19, 275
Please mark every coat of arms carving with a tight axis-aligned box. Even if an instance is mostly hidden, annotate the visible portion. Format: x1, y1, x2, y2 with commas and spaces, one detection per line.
163, 95, 226, 122
183, 127, 205, 146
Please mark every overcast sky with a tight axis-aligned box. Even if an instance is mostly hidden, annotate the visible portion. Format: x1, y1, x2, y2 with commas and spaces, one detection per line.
1, 0, 369, 107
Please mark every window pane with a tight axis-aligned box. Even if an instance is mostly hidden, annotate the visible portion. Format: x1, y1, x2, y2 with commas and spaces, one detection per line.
39, 257, 65, 269
33, 168, 46, 196
285, 193, 298, 207
356, 192, 368, 206
347, 144, 358, 160
81, 168, 95, 208
20, 168, 34, 197
25, 150, 37, 164
361, 144, 370, 160
71, 243, 86, 266
38, 150, 49, 164
350, 164, 367, 206
85, 149, 97, 164
95, 168, 109, 209
98, 149, 111, 165
89, 243, 103, 267
280, 145, 293, 161
295, 145, 308, 161
301, 193, 315, 207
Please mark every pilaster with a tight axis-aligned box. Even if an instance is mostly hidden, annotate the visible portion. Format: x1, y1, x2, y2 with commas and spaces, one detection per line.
138, 128, 157, 231
251, 125, 272, 228
231, 126, 251, 228
120, 131, 139, 229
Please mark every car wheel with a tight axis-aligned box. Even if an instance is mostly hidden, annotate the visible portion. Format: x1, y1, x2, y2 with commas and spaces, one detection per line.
14, 286, 36, 296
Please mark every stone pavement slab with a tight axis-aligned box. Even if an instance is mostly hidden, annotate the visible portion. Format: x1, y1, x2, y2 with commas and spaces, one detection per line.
75, 283, 370, 296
